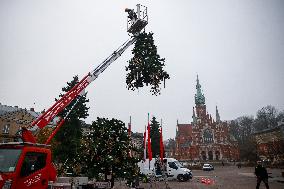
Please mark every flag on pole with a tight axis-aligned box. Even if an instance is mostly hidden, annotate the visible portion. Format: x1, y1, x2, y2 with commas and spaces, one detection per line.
147, 113, 152, 161
128, 122, 131, 136
128, 116, 131, 137
128, 116, 132, 157
159, 125, 164, 162
143, 126, 147, 161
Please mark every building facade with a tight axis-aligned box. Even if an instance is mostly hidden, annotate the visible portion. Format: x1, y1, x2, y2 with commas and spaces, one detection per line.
253, 121, 284, 163
0, 104, 39, 143
175, 76, 239, 161
0, 103, 57, 143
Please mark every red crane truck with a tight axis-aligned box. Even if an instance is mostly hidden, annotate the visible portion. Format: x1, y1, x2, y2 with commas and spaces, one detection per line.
0, 4, 148, 189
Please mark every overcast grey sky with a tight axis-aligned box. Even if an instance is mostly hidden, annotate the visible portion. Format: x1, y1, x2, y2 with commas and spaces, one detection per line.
1, 0, 283, 139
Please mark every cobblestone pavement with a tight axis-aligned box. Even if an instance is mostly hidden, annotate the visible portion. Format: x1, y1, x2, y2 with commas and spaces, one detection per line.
114, 166, 284, 189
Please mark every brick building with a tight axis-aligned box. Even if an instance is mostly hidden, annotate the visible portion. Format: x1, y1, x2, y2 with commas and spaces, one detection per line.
0, 104, 39, 143
253, 121, 284, 163
0, 103, 57, 143
175, 76, 239, 161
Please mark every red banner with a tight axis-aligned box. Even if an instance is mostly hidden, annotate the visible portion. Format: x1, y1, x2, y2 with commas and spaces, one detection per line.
147, 117, 152, 161
159, 126, 164, 161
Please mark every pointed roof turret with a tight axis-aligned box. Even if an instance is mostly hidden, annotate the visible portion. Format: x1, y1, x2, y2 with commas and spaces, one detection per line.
194, 75, 205, 105
216, 106, 220, 123
175, 122, 179, 138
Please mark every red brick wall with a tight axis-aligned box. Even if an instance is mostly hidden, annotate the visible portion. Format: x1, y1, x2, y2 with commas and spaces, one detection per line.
175, 105, 239, 161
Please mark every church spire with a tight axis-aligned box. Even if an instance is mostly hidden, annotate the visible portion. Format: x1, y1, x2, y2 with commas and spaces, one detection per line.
194, 75, 205, 105
175, 121, 179, 138
216, 106, 220, 123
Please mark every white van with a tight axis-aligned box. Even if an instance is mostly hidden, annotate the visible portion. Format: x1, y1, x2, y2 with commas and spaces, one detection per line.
138, 158, 193, 182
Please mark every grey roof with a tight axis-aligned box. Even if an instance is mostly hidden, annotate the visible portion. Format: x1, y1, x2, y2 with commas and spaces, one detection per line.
0, 103, 58, 126
253, 124, 284, 135
0, 103, 22, 115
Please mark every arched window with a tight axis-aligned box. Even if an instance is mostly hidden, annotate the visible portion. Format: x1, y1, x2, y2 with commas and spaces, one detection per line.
208, 151, 213, 160
203, 129, 213, 144
201, 151, 206, 160
2, 124, 10, 134
215, 151, 220, 160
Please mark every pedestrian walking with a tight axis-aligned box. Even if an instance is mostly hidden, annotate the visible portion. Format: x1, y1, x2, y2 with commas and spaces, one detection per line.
255, 161, 269, 189
237, 162, 242, 168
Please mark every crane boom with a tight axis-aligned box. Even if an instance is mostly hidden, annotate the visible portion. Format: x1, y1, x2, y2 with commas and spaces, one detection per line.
21, 4, 148, 144
31, 37, 136, 130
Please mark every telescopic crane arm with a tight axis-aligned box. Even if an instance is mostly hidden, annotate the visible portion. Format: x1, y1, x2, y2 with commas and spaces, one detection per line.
22, 4, 148, 143
31, 37, 136, 130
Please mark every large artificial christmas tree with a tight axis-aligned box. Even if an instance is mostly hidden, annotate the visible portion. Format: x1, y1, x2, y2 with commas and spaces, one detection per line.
126, 32, 170, 95
52, 75, 89, 175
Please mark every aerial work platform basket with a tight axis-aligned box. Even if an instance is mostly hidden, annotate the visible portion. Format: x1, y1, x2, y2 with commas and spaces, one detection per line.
126, 4, 148, 34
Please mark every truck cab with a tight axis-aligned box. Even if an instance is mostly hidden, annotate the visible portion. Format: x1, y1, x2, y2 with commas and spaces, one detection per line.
164, 158, 192, 181
0, 142, 56, 189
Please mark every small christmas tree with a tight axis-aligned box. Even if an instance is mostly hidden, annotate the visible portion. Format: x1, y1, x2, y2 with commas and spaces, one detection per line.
150, 116, 161, 157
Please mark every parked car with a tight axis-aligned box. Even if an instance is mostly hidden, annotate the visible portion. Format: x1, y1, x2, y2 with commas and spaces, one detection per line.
180, 161, 189, 167
202, 163, 214, 171
190, 162, 199, 166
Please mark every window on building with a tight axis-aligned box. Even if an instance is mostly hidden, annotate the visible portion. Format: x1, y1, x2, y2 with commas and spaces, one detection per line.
2, 124, 10, 134
1, 138, 10, 143
203, 128, 214, 144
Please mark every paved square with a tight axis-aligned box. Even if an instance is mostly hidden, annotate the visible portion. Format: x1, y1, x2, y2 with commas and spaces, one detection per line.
115, 166, 284, 189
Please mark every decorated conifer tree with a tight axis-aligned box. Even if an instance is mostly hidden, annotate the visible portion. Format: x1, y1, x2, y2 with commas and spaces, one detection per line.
79, 117, 139, 186
52, 75, 89, 175
126, 32, 170, 95
150, 116, 161, 158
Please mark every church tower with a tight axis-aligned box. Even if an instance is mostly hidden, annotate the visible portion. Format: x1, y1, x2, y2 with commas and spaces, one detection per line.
192, 107, 197, 124
175, 75, 240, 161
216, 106, 221, 123
194, 75, 206, 118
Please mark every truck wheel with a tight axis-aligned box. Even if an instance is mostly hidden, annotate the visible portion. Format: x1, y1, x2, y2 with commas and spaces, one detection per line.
177, 174, 187, 182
